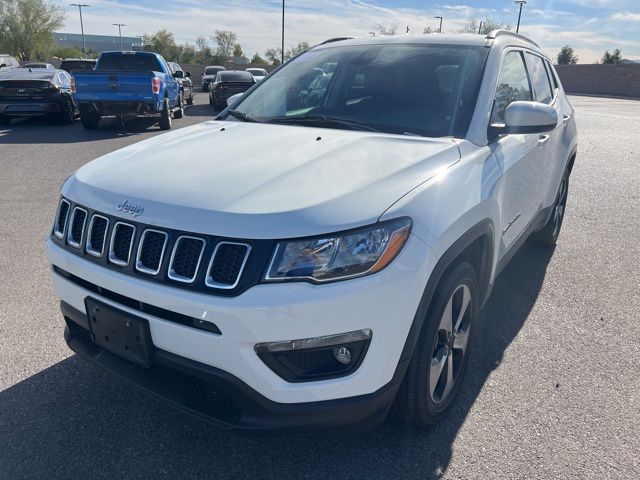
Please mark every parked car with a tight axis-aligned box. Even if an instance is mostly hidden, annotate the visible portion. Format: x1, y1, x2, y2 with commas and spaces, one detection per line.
59, 58, 96, 73
23, 62, 55, 69
0, 67, 77, 125
169, 62, 194, 105
72, 51, 182, 130
0, 54, 20, 70
208, 70, 254, 110
246, 67, 268, 81
201, 65, 225, 91
47, 31, 577, 432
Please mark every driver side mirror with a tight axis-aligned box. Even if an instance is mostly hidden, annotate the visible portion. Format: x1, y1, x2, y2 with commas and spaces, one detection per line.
185, 71, 191, 78
173, 70, 184, 78
497, 101, 558, 134
227, 93, 244, 107
0, 63, 7, 68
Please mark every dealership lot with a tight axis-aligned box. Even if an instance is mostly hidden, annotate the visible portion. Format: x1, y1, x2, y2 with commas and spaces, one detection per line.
1, 95, 639, 478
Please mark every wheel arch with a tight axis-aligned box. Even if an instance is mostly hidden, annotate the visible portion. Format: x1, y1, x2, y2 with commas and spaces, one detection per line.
392, 219, 495, 380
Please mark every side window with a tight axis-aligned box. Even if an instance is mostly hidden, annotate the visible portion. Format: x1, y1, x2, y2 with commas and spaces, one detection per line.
544, 60, 559, 91
491, 51, 532, 125
526, 53, 553, 104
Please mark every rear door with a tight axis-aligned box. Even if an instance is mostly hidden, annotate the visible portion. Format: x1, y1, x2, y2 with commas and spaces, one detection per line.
489, 49, 543, 256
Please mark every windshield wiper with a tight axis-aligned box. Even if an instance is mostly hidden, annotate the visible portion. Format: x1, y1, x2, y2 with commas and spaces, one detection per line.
267, 115, 381, 133
227, 109, 261, 123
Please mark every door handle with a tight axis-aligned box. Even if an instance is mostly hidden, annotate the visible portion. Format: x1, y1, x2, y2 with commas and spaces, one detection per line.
538, 135, 550, 146
562, 114, 571, 126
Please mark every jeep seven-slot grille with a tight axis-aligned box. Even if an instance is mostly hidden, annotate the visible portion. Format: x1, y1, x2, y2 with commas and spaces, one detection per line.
109, 222, 135, 266
52, 199, 257, 296
136, 230, 167, 275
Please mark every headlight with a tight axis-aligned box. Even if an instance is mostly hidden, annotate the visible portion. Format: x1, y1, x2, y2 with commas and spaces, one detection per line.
265, 218, 412, 283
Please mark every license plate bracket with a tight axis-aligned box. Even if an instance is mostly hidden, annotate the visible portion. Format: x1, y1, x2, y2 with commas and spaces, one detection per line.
85, 297, 153, 367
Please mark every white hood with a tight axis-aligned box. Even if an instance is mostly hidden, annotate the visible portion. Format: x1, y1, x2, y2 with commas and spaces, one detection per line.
64, 121, 460, 239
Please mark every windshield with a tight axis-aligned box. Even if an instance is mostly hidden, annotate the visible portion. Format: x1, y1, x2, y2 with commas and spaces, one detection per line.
231, 43, 488, 137
97, 54, 162, 71
247, 69, 266, 76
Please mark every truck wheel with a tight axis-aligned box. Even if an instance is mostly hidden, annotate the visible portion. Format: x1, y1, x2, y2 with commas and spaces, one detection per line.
394, 262, 478, 426
173, 94, 184, 119
80, 111, 100, 130
186, 92, 194, 105
159, 98, 172, 130
529, 168, 570, 247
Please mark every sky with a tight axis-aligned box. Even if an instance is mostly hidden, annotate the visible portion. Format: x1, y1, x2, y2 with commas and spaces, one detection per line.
54, 0, 640, 63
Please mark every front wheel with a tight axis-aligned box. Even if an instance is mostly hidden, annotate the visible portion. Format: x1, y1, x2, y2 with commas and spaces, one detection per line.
186, 91, 194, 105
529, 169, 570, 247
159, 97, 172, 130
394, 262, 478, 426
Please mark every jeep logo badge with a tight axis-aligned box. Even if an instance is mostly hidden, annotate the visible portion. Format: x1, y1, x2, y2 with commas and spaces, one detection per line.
117, 200, 144, 217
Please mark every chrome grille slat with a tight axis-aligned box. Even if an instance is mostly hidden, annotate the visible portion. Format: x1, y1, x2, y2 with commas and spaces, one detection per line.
205, 242, 251, 290
53, 199, 71, 239
66, 207, 88, 248
168, 236, 205, 283
135, 229, 168, 275
86, 214, 109, 257
108, 222, 136, 267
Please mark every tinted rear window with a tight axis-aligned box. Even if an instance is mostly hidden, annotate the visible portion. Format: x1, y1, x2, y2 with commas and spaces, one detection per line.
97, 54, 162, 71
61, 61, 95, 71
205, 67, 225, 75
218, 71, 253, 82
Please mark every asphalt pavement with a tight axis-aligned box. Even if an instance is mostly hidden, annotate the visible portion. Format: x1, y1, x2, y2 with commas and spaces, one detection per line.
1, 95, 639, 479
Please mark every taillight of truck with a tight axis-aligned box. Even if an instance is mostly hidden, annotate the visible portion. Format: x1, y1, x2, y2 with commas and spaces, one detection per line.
151, 78, 160, 94
70, 76, 76, 93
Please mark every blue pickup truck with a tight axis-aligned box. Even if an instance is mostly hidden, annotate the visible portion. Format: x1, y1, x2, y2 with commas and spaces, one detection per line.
72, 51, 183, 130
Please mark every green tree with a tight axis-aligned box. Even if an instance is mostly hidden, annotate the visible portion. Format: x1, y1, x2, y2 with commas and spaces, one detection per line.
194, 35, 212, 64
265, 47, 282, 65
233, 43, 243, 58
601, 49, 623, 64
211, 30, 237, 61
557, 45, 578, 65
51, 46, 83, 59
0, 0, 65, 60
285, 41, 309, 61
142, 29, 178, 61
459, 17, 510, 35
250, 52, 268, 65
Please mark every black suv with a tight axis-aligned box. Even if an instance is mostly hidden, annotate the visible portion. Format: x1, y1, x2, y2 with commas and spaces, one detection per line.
202, 65, 226, 92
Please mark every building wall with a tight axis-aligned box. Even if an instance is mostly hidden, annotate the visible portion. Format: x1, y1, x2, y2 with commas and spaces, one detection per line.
555, 64, 640, 99
53, 32, 142, 53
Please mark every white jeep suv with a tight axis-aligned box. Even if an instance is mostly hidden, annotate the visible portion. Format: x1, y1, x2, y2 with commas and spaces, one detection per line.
47, 31, 577, 432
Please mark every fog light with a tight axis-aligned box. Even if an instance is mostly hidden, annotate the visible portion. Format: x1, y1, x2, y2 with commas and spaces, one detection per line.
332, 346, 352, 365
255, 329, 371, 382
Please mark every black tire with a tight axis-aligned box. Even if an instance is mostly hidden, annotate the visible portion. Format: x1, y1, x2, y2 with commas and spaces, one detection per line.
56, 96, 76, 125
173, 94, 184, 119
186, 92, 194, 105
202, 84, 209, 92
209, 93, 214, 106
159, 97, 172, 130
394, 262, 478, 426
80, 110, 100, 130
529, 168, 570, 247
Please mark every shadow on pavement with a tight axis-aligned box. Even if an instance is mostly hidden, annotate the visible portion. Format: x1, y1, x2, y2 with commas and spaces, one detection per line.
0, 116, 166, 144
183, 101, 216, 117
0, 244, 554, 479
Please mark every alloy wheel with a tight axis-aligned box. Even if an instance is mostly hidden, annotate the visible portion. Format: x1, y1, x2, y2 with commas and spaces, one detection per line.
429, 283, 472, 404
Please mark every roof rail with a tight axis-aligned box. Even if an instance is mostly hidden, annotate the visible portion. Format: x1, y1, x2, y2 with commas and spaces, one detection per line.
318, 37, 354, 46
485, 29, 540, 48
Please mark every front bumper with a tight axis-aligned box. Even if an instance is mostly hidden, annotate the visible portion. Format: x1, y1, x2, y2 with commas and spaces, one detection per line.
47, 233, 436, 429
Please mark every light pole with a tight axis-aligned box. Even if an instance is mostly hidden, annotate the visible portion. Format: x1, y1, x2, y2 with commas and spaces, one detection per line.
113, 23, 125, 50
478, 20, 483, 34
434, 16, 443, 33
281, 0, 285, 65
70, 4, 89, 56
515, 0, 527, 33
